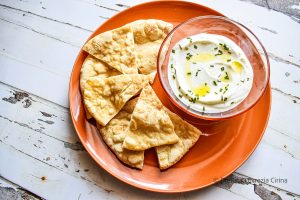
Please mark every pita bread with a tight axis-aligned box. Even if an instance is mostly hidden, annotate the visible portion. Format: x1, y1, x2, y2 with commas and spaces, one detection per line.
80, 55, 121, 118
123, 84, 179, 151
83, 74, 152, 126
130, 20, 173, 76
155, 109, 201, 170
97, 98, 144, 169
83, 25, 138, 74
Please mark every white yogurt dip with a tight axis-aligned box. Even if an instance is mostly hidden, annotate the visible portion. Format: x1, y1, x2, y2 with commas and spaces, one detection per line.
168, 33, 253, 113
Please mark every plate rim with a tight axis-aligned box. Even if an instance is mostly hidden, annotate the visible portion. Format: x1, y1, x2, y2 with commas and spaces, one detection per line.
69, 0, 272, 193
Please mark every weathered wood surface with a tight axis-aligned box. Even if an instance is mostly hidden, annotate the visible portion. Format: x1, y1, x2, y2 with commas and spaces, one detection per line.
0, 0, 299, 199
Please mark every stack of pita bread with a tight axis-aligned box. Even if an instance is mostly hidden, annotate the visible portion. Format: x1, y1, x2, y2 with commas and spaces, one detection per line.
80, 19, 202, 170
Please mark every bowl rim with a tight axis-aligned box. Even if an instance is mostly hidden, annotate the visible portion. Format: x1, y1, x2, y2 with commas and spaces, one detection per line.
157, 15, 270, 121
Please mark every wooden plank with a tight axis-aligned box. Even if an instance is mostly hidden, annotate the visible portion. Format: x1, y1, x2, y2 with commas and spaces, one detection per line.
0, 82, 77, 143
0, 176, 41, 200
0, 82, 299, 196
0, 5, 91, 47
0, 142, 261, 200
0, 54, 71, 108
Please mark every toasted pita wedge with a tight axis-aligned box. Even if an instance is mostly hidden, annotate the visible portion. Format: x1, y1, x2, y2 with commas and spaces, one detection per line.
97, 98, 144, 169
123, 84, 179, 151
130, 20, 173, 76
83, 25, 138, 74
83, 74, 152, 126
80, 55, 121, 119
155, 109, 201, 170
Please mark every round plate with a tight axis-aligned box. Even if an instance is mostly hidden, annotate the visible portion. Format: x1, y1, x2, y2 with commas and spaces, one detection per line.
69, 1, 271, 193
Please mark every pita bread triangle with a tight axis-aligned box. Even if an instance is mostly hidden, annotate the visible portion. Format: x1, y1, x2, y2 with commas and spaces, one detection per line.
130, 19, 173, 76
83, 25, 138, 74
97, 98, 144, 169
122, 84, 179, 151
155, 108, 201, 170
83, 74, 152, 126
80, 55, 121, 119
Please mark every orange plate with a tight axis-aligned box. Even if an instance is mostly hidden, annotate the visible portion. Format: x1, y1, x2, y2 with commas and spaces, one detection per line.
69, 1, 271, 193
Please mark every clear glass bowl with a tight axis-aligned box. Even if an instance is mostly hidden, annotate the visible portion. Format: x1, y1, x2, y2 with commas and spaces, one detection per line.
157, 16, 270, 120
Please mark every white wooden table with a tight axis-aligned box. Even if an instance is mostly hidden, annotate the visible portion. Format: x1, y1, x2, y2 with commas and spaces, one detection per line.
0, 0, 299, 199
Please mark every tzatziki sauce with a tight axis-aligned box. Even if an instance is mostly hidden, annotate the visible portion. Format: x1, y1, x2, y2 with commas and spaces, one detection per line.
168, 33, 253, 113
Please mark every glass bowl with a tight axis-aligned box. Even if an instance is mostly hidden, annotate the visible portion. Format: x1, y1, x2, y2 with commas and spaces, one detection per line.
157, 15, 270, 121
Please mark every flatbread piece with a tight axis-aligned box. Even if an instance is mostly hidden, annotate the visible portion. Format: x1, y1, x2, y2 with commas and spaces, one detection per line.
123, 84, 179, 151
83, 25, 138, 74
155, 109, 201, 170
130, 19, 173, 75
97, 98, 144, 169
83, 74, 152, 126
80, 55, 121, 119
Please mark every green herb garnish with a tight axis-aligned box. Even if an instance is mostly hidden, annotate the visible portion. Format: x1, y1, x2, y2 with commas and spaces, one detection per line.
187, 72, 192, 75
221, 67, 225, 71
194, 45, 197, 49
186, 53, 192, 60
172, 49, 175, 53
215, 49, 223, 56
224, 72, 230, 80
213, 81, 217, 86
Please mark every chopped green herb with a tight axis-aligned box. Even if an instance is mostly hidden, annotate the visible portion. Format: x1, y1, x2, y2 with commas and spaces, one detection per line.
186, 52, 193, 60
185, 47, 188, 50
187, 72, 192, 76
187, 37, 192, 43
219, 88, 223, 92
240, 79, 245, 83
224, 72, 230, 80
217, 80, 221, 82
221, 95, 224, 101
172, 75, 176, 79
224, 97, 228, 102
195, 69, 201, 77
210, 65, 214, 67
213, 81, 217, 86
194, 45, 197, 49
214, 47, 218, 50
172, 49, 175, 53
170, 64, 174, 68
214, 92, 218, 95
179, 94, 183, 98
178, 86, 181, 90
215, 49, 223, 56
221, 67, 225, 71
193, 62, 196, 64
247, 78, 250, 81
227, 59, 231, 62
231, 102, 235, 105
204, 82, 207, 86
202, 106, 205, 112
189, 97, 196, 103
219, 43, 232, 54
179, 44, 182, 50
219, 43, 229, 51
